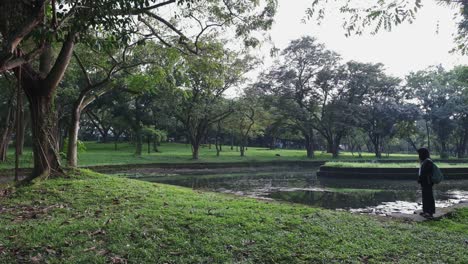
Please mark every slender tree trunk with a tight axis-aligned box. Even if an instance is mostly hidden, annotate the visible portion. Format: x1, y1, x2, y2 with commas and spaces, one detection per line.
215, 140, 221, 157
66, 103, 81, 167
153, 142, 160, 153
240, 145, 245, 157
426, 120, 431, 151
270, 137, 276, 150
230, 134, 234, 150
147, 136, 151, 154
215, 122, 221, 157
305, 134, 315, 158
135, 131, 143, 156
457, 127, 468, 158
440, 141, 449, 159
134, 99, 142, 156
357, 145, 362, 158
192, 142, 200, 160
407, 138, 418, 152
0, 104, 15, 162
18, 109, 27, 155
15, 89, 26, 156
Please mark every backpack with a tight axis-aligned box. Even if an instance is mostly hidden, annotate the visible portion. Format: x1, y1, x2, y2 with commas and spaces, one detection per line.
431, 161, 444, 184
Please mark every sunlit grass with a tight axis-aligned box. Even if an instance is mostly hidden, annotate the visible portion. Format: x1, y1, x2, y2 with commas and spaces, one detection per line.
0, 142, 420, 169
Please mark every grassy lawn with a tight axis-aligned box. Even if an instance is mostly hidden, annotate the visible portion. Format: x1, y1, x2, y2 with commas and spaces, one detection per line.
324, 162, 468, 168
0, 170, 467, 263
0, 142, 419, 170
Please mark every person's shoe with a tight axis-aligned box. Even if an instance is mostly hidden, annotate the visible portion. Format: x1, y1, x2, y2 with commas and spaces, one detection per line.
422, 213, 434, 219
419, 212, 425, 216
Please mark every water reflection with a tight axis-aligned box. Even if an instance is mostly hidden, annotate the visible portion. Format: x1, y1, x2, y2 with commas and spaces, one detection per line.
122, 169, 468, 215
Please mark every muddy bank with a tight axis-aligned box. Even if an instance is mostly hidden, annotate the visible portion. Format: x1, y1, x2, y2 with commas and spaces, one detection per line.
318, 166, 468, 180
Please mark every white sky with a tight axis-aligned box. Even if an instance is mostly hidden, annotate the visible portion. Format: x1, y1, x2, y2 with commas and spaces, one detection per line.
249, 0, 468, 80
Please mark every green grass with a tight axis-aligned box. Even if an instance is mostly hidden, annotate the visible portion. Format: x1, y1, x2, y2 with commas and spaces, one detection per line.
0, 142, 420, 170
0, 170, 467, 263
324, 161, 468, 168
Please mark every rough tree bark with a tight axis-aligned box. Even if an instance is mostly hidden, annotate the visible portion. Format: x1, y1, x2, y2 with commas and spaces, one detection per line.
20, 34, 76, 179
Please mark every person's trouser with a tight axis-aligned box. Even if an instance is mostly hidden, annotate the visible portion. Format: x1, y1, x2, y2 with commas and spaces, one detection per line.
421, 184, 435, 214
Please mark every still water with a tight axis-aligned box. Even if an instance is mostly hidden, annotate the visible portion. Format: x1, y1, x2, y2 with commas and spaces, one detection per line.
120, 168, 468, 215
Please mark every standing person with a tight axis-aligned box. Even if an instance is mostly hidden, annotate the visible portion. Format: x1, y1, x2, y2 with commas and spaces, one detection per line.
417, 148, 435, 218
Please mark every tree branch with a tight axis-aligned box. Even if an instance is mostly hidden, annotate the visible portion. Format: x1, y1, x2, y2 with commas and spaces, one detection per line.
73, 52, 92, 87
43, 32, 77, 92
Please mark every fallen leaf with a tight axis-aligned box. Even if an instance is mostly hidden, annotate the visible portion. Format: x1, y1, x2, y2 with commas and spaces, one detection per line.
110, 256, 128, 264
30, 253, 43, 264
91, 229, 106, 236
97, 249, 110, 256
84, 246, 96, 252
45, 247, 57, 255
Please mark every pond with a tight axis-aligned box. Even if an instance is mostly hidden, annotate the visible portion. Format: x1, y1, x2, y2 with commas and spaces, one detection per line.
118, 168, 468, 216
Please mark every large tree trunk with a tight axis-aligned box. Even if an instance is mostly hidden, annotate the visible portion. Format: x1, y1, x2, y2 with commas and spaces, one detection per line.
192, 142, 200, 160
5, 31, 75, 180
331, 143, 339, 158
374, 145, 382, 159
28, 94, 62, 178
372, 136, 382, 159
326, 141, 333, 154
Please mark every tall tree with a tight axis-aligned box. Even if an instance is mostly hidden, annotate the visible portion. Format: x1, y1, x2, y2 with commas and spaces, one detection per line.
259, 37, 339, 158
0, 0, 277, 180
406, 66, 461, 158
174, 46, 250, 159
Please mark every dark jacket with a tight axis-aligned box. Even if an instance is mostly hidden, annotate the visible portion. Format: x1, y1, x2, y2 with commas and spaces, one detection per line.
418, 159, 433, 186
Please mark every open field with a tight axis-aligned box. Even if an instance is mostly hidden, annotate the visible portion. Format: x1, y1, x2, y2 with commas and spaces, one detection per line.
0, 170, 467, 263
0, 142, 421, 170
